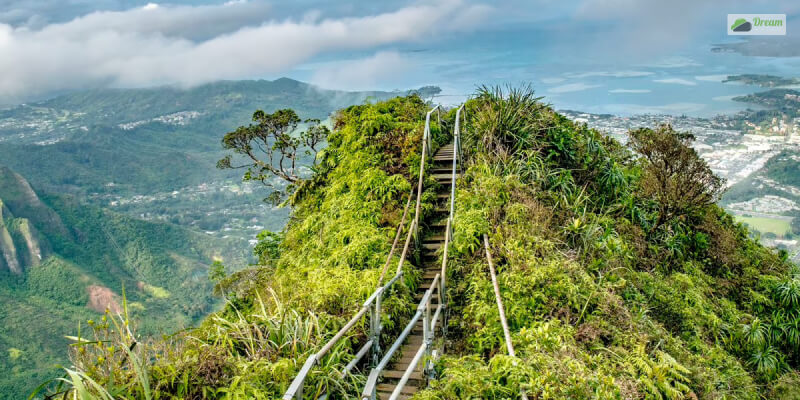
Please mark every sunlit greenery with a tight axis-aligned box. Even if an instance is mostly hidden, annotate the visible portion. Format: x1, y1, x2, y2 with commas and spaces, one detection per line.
42, 87, 800, 399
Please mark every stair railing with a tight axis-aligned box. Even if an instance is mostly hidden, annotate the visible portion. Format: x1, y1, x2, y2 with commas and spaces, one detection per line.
283, 105, 440, 400
361, 104, 464, 400
483, 233, 529, 400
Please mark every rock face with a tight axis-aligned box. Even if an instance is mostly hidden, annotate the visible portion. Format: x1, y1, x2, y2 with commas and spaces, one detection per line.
86, 285, 121, 314
0, 166, 68, 238
0, 166, 58, 274
17, 219, 43, 268
0, 203, 22, 275
0, 199, 48, 274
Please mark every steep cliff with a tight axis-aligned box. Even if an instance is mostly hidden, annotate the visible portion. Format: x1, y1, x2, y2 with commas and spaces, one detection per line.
0, 201, 21, 275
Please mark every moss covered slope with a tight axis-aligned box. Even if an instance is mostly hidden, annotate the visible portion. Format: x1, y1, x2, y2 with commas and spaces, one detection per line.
48, 90, 800, 399
416, 88, 800, 399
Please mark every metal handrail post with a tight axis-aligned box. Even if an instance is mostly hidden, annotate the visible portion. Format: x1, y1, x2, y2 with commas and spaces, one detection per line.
483, 234, 515, 357
441, 219, 451, 337
422, 279, 434, 379
369, 288, 382, 368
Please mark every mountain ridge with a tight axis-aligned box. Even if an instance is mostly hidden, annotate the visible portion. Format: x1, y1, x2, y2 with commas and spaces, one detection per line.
0, 165, 251, 399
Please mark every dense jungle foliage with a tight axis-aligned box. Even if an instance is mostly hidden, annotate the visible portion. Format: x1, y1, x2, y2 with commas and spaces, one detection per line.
43, 88, 800, 399
0, 167, 244, 399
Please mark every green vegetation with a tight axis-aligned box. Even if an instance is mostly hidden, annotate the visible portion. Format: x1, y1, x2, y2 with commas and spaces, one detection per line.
0, 78, 439, 258
0, 79, 441, 397
42, 87, 800, 399
0, 166, 250, 399
732, 89, 800, 125
217, 108, 330, 204
736, 216, 793, 237
765, 151, 800, 188
724, 74, 800, 88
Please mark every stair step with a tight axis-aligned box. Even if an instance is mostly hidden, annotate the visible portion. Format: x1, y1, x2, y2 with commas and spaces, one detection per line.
377, 391, 413, 400
419, 282, 440, 290
383, 369, 424, 380
377, 384, 417, 395
415, 291, 441, 301
422, 242, 441, 250
425, 235, 445, 242
423, 270, 441, 279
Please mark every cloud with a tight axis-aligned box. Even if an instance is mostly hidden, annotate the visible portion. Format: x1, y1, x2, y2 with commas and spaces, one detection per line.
640, 57, 701, 69
591, 102, 707, 116
566, 70, 654, 78
0, 0, 491, 101
310, 51, 414, 91
608, 88, 651, 93
548, 82, 602, 93
653, 78, 697, 86
695, 74, 728, 82
712, 94, 746, 101
573, 0, 799, 59
541, 77, 566, 84
712, 35, 800, 58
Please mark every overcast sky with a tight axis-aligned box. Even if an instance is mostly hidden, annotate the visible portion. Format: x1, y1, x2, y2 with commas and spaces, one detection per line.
1, 0, 798, 104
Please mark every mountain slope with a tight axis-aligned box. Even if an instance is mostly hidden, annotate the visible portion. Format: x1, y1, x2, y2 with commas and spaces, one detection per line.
44, 90, 800, 399
0, 79, 440, 248
0, 166, 249, 399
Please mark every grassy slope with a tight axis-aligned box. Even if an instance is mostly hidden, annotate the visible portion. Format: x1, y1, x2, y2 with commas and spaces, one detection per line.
415, 91, 800, 399
43, 92, 800, 399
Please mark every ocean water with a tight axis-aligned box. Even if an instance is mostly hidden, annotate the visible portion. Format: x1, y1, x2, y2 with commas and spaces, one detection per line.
290, 23, 800, 118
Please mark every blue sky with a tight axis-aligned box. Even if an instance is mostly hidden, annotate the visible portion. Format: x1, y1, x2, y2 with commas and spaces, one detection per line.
1, 0, 799, 115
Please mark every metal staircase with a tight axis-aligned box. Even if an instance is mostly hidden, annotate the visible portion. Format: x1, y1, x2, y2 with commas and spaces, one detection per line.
283, 104, 466, 400
370, 142, 459, 400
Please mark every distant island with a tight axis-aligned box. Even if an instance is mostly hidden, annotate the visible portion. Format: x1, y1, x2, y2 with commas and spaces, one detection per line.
724, 74, 800, 88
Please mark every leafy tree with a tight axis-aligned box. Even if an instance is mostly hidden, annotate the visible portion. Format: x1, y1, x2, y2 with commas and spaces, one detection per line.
254, 230, 281, 265
628, 124, 725, 232
208, 260, 226, 283
217, 109, 330, 204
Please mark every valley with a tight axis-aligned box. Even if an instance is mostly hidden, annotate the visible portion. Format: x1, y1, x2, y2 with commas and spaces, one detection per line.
0, 78, 440, 398
563, 83, 800, 262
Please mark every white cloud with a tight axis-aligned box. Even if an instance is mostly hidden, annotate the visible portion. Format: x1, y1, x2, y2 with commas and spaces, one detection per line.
608, 88, 651, 93
566, 70, 654, 78
712, 94, 745, 101
592, 102, 707, 116
653, 78, 697, 86
548, 82, 602, 93
640, 56, 701, 69
0, 0, 491, 101
310, 51, 414, 91
541, 77, 566, 84
695, 74, 728, 82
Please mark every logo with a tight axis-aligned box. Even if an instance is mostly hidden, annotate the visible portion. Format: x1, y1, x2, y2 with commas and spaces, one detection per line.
730, 18, 751, 32
728, 14, 786, 35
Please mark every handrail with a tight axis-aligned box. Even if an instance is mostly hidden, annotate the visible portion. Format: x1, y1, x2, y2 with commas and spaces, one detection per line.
483, 233, 529, 400
283, 105, 440, 400
482, 234, 514, 357
377, 189, 414, 286
361, 105, 465, 399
